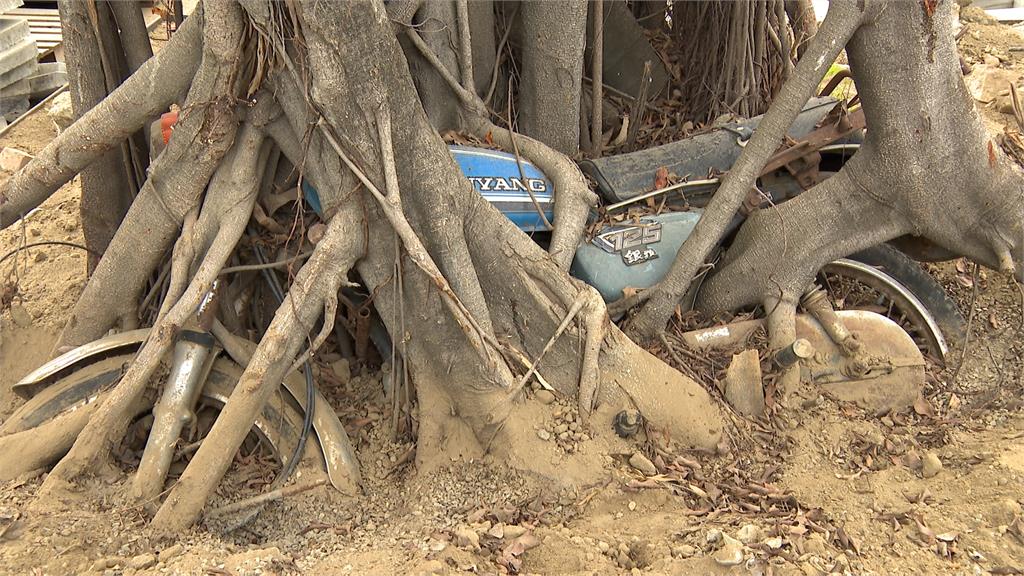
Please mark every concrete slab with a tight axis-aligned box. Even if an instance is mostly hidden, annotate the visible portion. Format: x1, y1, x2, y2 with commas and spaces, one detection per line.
27, 69, 64, 97
0, 18, 28, 52
0, 76, 27, 99
585, 1, 670, 99
0, 37, 35, 76
0, 0, 24, 16
0, 56, 34, 90
1, 96, 29, 121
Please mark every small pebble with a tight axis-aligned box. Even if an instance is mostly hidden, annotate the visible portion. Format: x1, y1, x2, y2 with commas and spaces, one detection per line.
128, 554, 156, 570
922, 452, 943, 478
628, 452, 658, 476
535, 390, 555, 404
158, 544, 183, 563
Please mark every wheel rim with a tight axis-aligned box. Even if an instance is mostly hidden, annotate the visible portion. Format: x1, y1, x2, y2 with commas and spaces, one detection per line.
820, 258, 949, 362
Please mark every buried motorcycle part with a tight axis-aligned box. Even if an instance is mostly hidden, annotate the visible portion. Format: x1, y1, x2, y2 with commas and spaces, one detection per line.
840, 244, 966, 360
821, 244, 965, 364
0, 354, 319, 482
613, 409, 643, 438
774, 338, 815, 369
7, 334, 358, 493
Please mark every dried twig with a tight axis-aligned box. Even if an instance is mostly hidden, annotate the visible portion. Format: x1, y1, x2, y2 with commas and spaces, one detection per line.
951, 262, 979, 385
507, 293, 586, 400
206, 478, 327, 518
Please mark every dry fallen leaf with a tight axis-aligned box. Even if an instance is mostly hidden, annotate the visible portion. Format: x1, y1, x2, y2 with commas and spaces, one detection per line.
914, 395, 936, 418
654, 166, 670, 189
990, 311, 1002, 329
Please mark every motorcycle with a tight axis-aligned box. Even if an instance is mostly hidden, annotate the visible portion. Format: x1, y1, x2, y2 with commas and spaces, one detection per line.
3, 96, 964, 487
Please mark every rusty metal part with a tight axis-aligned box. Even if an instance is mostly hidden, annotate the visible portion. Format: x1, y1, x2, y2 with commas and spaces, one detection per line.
354, 305, 372, 361
800, 285, 860, 356
774, 338, 815, 368
760, 107, 866, 178
818, 67, 853, 98
195, 280, 222, 331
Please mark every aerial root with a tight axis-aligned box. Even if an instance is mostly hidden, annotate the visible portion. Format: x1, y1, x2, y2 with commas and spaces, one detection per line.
38, 123, 265, 499
765, 296, 800, 399
150, 201, 366, 534
577, 287, 607, 424
288, 293, 339, 374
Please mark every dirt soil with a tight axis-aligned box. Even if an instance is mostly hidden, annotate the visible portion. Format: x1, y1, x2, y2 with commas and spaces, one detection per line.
2, 14, 1024, 576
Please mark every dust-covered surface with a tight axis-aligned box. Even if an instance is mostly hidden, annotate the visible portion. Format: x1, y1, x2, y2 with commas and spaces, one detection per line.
2, 16, 1024, 576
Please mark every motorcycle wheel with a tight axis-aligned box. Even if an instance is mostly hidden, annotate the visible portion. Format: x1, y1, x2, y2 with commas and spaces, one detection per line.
820, 244, 966, 364
0, 353, 311, 471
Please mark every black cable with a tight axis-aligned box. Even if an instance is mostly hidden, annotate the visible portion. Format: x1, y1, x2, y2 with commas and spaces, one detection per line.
249, 231, 315, 484
0, 241, 101, 267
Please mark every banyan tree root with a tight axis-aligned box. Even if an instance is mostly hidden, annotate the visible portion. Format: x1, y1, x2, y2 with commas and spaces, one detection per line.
623, 0, 869, 344
0, 8, 203, 228
694, 0, 1023, 322
132, 120, 275, 503
41, 116, 269, 498
8, 0, 729, 529
54, 1, 248, 351
151, 201, 367, 533
403, 25, 597, 271
627, 0, 1023, 367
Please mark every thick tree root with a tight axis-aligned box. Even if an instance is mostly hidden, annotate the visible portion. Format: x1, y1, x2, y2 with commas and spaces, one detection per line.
55, 3, 248, 350
150, 202, 366, 534
576, 286, 606, 422
404, 27, 596, 271
0, 9, 203, 229
39, 120, 265, 498
624, 0, 869, 341
0, 404, 100, 482
517, 0, 588, 155
695, 163, 910, 312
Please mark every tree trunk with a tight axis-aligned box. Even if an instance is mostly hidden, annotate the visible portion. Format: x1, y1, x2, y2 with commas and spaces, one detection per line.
517, 0, 588, 155
785, 0, 818, 57
59, 0, 135, 273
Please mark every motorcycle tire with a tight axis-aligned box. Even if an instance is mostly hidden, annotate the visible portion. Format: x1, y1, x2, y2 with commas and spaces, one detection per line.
821, 244, 966, 364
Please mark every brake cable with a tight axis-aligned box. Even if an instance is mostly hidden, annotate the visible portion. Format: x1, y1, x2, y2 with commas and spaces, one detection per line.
250, 233, 315, 485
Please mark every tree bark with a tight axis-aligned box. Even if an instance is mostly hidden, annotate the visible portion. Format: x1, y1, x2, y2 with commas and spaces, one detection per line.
58, 0, 135, 273
785, 0, 818, 57
517, 0, 588, 155
0, 10, 203, 229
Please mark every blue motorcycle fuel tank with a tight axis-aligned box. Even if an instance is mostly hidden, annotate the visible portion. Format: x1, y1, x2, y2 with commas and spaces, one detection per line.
449, 145, 554, 232
302, 145, 555, 233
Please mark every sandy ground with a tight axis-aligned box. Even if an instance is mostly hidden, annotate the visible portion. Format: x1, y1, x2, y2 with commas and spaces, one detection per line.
1, 14, 1024, 576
